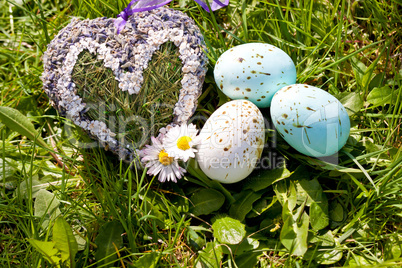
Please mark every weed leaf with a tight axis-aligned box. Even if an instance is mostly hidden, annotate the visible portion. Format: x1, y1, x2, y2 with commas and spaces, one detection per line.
297, 179, 329, 230
234, 252, 261, 268
212, 216, 246, 245
0, 157, 17, 182
243, 166, 292, 192
134, 252, 159, 268
280, 202, 309, 256
222, 237, 260, 256
28, 239, 62, 267
366, 85, 393, 106
229, 190, 262, 221
0, 106, 47, 148
53, 217, 78, 267
94, 221, 124, 265
384, 234, 402, 260
190, 188, 225, 216
310, 194, 329, 231
196, 241, 223, 268
337, 92, 363, 116
34, 189, 61, 230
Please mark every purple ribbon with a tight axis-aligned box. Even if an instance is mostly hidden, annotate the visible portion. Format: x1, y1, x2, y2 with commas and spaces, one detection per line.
194, 0, 230, 12
115, 0, 229, 34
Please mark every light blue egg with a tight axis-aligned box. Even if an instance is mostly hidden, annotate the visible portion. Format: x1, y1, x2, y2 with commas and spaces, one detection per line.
214, 43, 296, 108
270, 84, 350, 157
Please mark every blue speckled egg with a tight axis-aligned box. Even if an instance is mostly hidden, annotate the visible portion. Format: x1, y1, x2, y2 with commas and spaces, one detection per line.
270, 84, 350, 157
214, 43, 296, 108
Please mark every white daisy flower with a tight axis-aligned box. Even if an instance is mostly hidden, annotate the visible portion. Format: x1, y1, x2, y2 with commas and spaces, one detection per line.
140, 136, 185, 183
163, 123, 200, 162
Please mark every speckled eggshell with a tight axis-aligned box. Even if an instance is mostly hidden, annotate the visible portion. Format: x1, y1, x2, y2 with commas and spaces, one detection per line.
214, 43, 296, 108
270, 84, 350, 157
196, 100, 265, 184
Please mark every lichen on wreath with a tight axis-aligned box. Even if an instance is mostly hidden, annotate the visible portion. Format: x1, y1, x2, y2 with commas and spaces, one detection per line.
41, 7, 209, 162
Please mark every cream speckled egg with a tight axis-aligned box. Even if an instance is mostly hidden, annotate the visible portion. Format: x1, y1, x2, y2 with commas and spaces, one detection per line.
196, 100, 265, 184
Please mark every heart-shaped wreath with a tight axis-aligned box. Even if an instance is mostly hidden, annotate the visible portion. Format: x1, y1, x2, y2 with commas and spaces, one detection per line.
41, 7, 208, 162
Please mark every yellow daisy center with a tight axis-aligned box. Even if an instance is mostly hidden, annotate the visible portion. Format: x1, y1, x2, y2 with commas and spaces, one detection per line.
177, 136, 192, 150
158, 150, 173, 166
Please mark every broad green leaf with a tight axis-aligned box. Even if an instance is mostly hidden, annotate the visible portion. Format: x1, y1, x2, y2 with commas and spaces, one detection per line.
310, 194, 329, 231
229, 190, 262, 221
384, 234, 402, 261
246, 196, 281, 219
53, 217, 78, 267
318, 249, 343, 265
34, 189, 60, 218
307, 232, 342, 264
15, 176, 49, 199
0, 157, 17, 181
28, 239, 62, 267
42, 160, 65, 179
170, 187, 189, 213
346, 254, 373, 267
234, 252, 261, 268
361, 45, 387, 91
273, 180, 288, 207
280, 202, 309, 256
280, 203, 296, 252
337, 92, 363, 116
196, 241, 223, 268
368, 73, 384, 90
309, 230, 335, 247
236, 237, 259, 254
212, 216, 246, 245
94, 221, 124, 265
222, 237, 260, 256
297, 179, 329, 230
288, 181, 298, 211
208, 179, 236, 204
305, 247, 343, 265
186, 159, 235, 203
243, 167, 292, 192
329, 201, 344, 222
288, 165, 310, 181
246, 197, 268, 218
366, 85, 393, 106
351, 58, 367, 88
274, 180, 297, 211
187, 227, 205, 250
292, 211, 309, 256
0, 106, 48, 148
73, 232, 87, 251
190, 188, 225, 216
134, 252, 159, 268
297, 179, 322, 206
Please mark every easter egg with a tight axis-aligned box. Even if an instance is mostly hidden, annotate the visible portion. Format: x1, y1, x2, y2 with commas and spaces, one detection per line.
214, 43, 296, 108
196, 100, 265, 184
270, 84, 350, 157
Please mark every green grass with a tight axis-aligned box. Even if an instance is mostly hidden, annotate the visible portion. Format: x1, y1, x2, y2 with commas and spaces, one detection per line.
73, 42, 182, 149
1, 0, 402, 267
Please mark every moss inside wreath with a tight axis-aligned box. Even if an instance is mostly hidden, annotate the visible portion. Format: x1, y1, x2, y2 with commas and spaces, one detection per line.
72, 42, 182, 149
